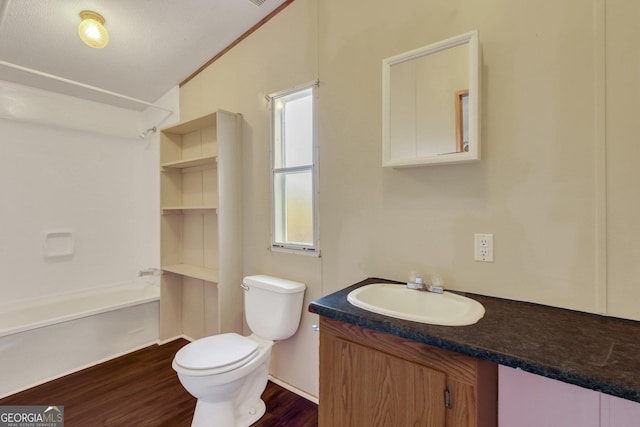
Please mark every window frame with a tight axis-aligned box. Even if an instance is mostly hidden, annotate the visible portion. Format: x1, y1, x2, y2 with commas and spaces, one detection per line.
269, 81, 320, 255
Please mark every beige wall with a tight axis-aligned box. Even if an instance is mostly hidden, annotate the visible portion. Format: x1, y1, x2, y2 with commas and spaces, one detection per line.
605, 0, 640, 321
179, 0, 321, 396
179, 0, 639, 398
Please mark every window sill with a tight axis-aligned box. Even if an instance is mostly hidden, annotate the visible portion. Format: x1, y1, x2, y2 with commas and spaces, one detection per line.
270, 245, 320, 257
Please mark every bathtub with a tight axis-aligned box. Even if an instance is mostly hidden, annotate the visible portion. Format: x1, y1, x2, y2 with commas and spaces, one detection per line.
0, 281, 160, 398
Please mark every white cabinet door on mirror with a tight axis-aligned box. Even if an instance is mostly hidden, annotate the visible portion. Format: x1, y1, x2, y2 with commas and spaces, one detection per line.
382, 30, 481, 167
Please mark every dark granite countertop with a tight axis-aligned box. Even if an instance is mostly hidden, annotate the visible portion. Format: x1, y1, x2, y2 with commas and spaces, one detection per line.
308, 277, 640, 403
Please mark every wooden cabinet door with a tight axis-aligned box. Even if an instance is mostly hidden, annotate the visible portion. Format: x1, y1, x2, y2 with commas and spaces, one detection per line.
321, 335, 447, 427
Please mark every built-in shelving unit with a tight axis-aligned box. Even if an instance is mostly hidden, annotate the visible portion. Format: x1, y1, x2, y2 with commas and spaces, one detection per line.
159, 110, 243, 342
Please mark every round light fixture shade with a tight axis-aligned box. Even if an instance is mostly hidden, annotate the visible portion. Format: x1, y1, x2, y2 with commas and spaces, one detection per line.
78, 10, 109, 48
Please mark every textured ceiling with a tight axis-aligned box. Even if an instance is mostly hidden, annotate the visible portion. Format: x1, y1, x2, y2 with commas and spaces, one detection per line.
0, 0, 288, 110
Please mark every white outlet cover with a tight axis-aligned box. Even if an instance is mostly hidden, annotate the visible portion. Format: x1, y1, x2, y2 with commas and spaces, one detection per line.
474, 233, 494, 262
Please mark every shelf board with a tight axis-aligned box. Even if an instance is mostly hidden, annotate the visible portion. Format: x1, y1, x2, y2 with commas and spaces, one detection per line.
161, 155, 217, 169
161, 264, 218, 283
161, 205, 218, 213
161, 113, 217, 135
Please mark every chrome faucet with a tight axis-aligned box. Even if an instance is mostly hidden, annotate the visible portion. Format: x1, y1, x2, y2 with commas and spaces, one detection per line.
406, 275, 445, 294
138, 268, 160, 277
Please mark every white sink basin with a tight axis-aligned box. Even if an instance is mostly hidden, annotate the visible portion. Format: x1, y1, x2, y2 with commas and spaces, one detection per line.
347, 283, 485, 326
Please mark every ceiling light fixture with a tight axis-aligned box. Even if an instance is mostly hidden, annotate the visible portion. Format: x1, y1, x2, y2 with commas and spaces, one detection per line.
78, 10, 109, 49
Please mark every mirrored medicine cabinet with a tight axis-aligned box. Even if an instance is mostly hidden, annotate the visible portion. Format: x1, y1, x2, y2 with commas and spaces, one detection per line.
382, 30, 481, 167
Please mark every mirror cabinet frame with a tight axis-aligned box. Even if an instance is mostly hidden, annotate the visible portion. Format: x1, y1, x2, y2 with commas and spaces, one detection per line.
382, 30, 481, 167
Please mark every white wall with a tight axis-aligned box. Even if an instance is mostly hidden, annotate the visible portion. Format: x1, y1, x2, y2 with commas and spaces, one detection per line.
179, 0, 639, 401
0, 81, 173, 306
499, 366, 640, 426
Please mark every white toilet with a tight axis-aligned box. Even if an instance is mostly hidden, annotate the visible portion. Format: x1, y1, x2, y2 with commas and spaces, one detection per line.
172, 275, 306, 427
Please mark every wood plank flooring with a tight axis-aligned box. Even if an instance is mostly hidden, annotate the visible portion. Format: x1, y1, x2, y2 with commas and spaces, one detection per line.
0, 339, 318, 427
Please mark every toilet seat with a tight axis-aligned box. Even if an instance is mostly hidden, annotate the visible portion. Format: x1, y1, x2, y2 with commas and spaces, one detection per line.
174, 333, 259, 374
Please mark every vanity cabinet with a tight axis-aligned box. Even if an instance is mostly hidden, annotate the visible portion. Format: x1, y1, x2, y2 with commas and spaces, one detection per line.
159, 110, 242, 342
319, 318, 497, 427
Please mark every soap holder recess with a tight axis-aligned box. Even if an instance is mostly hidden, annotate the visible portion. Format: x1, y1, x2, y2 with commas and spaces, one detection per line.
43, 230, 75, 258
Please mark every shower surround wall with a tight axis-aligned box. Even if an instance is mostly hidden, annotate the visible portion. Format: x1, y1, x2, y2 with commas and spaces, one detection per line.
0, 82, 179, 396
0, 109, 159, 307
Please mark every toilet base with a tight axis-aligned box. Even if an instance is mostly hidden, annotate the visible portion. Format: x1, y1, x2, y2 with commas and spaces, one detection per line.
236, 399, 266, 427
190, 399, 266, 427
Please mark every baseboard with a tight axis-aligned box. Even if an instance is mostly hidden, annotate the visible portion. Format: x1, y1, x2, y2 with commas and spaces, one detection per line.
268, 375, 319, 404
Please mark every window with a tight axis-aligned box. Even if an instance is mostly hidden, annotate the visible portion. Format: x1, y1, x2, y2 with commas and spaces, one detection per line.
270, 83, 318, 254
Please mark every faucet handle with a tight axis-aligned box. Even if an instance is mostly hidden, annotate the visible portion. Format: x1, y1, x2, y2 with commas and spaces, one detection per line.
407, 277, 424, 290
428, 274, 445, 293
431, 274, 444, 287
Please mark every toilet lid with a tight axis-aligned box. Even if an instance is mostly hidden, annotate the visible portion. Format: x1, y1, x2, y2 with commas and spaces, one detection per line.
174, 333, 259, 372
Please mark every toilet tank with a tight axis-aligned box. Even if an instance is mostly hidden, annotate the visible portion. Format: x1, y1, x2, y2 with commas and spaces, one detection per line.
242, 275, 306, 341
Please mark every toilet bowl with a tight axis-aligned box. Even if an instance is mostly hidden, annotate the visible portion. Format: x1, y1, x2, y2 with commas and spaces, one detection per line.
173, 333, 273, 426
172, 275, 306, 427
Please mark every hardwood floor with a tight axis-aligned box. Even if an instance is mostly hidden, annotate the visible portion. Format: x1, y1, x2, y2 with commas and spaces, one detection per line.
0, 339, 318, 427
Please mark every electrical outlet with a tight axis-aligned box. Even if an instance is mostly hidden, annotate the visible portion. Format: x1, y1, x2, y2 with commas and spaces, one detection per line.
474, 233, 494, 262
